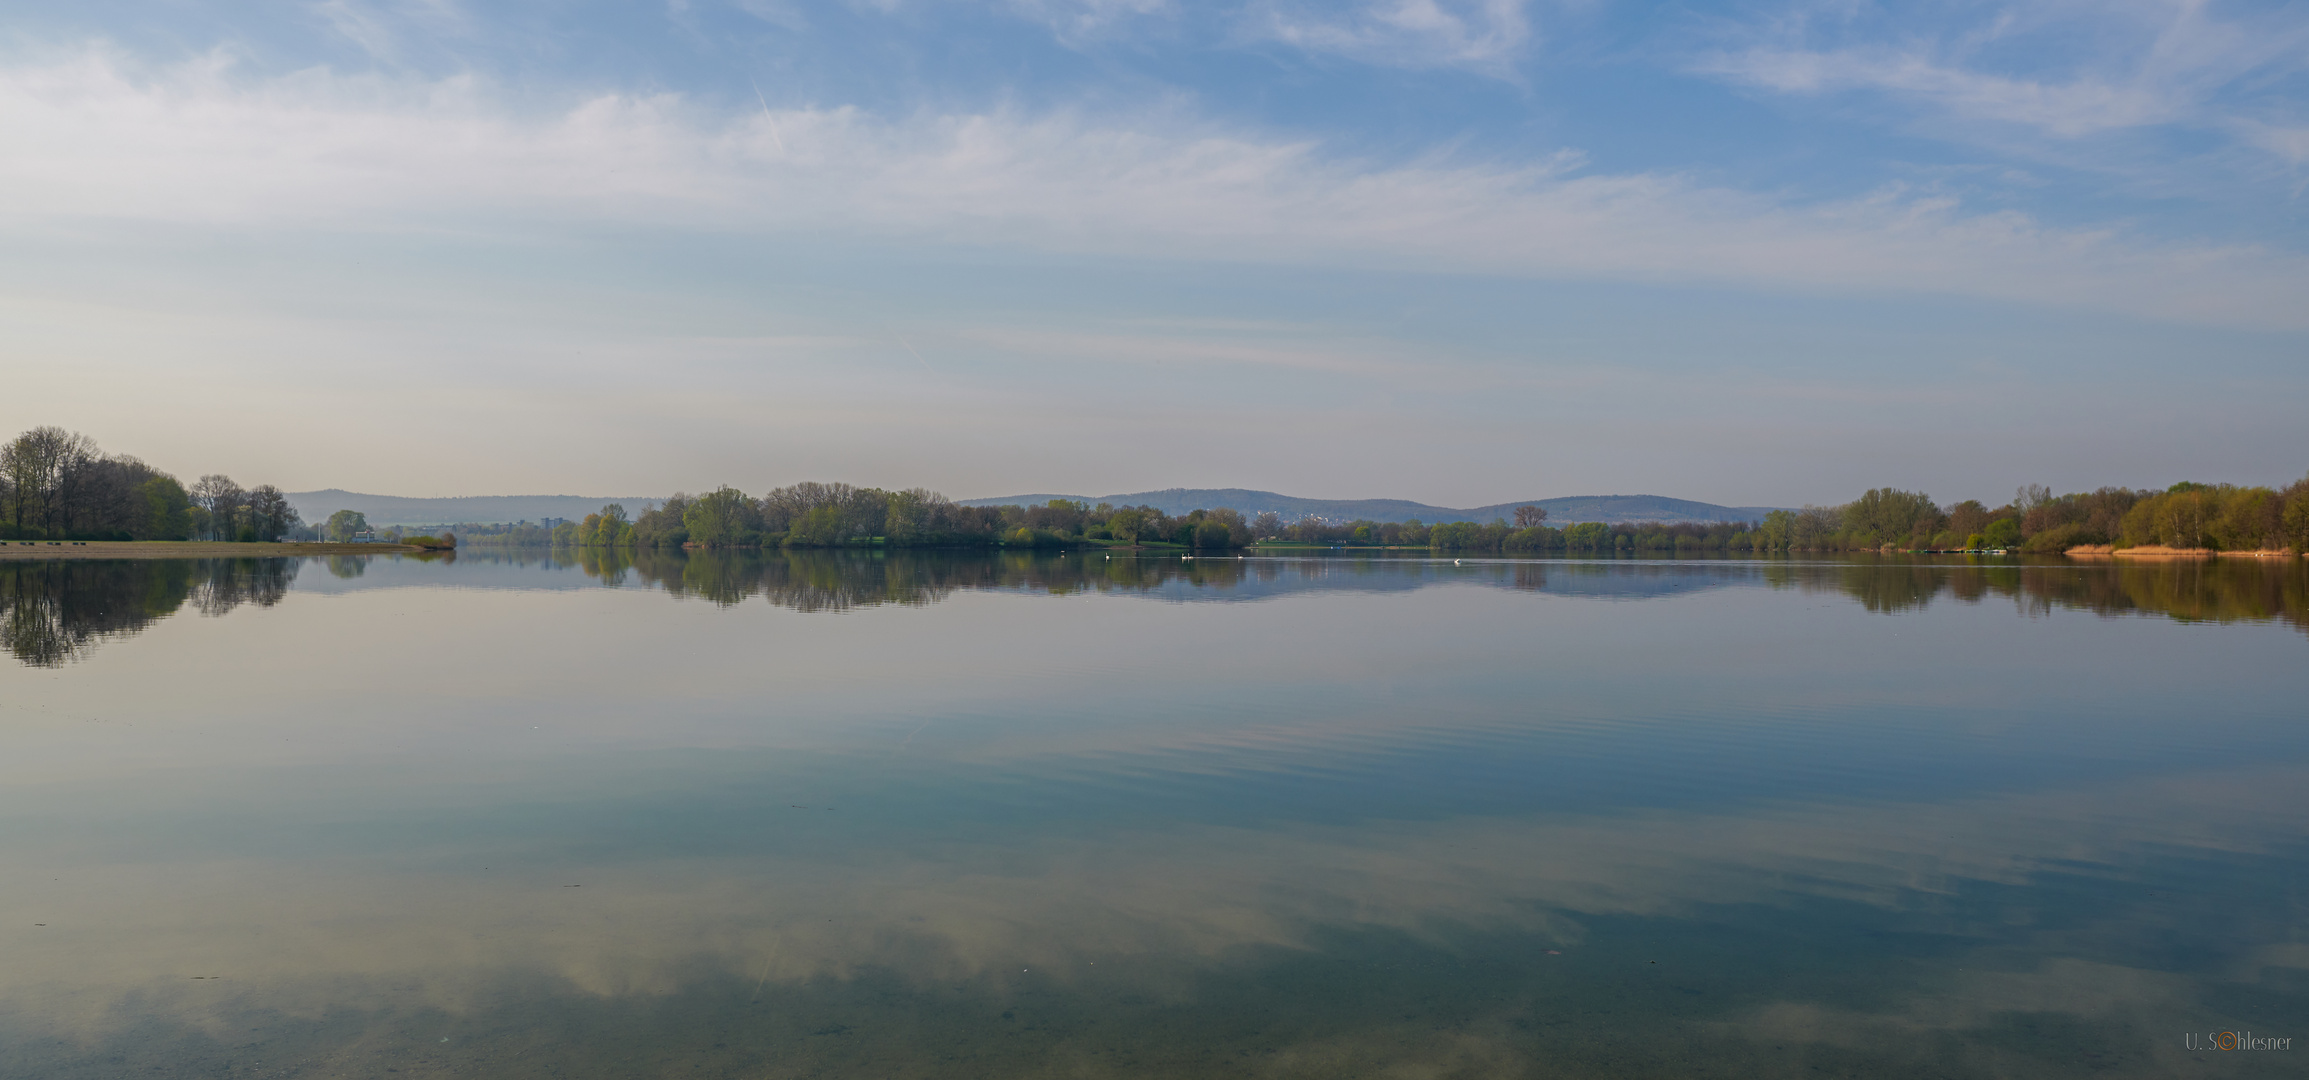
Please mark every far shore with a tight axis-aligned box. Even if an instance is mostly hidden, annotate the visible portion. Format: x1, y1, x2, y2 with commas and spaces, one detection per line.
2065, 544, 2303, 559
0, 540, 434, 560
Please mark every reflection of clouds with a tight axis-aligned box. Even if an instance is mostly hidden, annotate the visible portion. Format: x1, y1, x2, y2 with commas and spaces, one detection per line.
1717, 959, 2191, 1074
6, 765, 2302, 1045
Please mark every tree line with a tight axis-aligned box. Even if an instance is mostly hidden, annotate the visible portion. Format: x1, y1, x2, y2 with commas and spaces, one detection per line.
1753, 478, 2309, 554
447, 472, 2309, 556
457, 484, 1263, 550
1, 426, 303, 542
1270, 477, 2309, 555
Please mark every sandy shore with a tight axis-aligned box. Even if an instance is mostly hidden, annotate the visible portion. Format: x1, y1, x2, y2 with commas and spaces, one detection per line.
0, 540, 429, 560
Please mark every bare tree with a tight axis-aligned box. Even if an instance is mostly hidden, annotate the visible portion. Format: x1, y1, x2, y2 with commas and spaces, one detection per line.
191, 474, 246, 541
245, 485, 299, 541
1513, 505, 1548, 529
3, 427, 97, 538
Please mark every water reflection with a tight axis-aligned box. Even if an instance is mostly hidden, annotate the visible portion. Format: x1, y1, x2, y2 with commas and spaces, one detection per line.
482, 547, 2309, 630
0, 558, 298, 666
1774, 556, 2309, 627
7, 552, 2304, 667
1, 548, 2304, 1077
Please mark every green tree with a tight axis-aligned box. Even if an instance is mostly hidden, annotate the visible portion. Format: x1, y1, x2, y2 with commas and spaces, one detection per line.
246, 485, 299, 542
590, 504, 632, 547
1844, 488, 1941, 548
1106, 508, 1146, 544
135, 476, 193, 540
1564, 521, 1611, 550
2282, 476, 2309, 554
1754, 509, 1795, 551
786, 505, 847, 546
683, 487, 757, 547
325, 510, 369, 542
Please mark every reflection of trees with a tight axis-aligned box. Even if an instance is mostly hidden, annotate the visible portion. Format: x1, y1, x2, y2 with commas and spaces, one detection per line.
576, 550, 1275, 612
540, 550, 2309, 633
1828, 560, 1950, 614
189, 559, 297, 616
0, 558, 299, 666
454, 548, 580, 571
1793, 556, 2309, 633
6, 552, 2302, 667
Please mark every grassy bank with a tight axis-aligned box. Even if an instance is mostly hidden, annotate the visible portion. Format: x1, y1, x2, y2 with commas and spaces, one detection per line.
0, 540, 428, 560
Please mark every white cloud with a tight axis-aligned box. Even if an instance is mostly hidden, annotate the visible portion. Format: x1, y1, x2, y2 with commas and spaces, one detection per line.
1696, 0, 2309, 153
4, 46, 2308, 329
1002, 0, 1173, 44
2234, 119, 2309, 166
1242, 0, 1534, 75
1703, 46, 2181, 137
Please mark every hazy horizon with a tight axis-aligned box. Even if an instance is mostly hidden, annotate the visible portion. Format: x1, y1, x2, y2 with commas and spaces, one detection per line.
7, 1, 2307, 509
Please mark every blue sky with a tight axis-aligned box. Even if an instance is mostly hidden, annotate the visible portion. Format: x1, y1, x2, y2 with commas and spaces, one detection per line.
4, 1, 2306, 507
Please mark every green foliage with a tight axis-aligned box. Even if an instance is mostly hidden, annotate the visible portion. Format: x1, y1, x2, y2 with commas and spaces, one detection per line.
2284, 475, 2309, 555
1843, 488, 1943, 548
1752, 509, 1796, 551
683, 487, 758, 547
786, 505, 850, 547
2102, 483, 2296, 551
2018, 522, 2086, 553
325, 510, 370, 543
135, 476, 192, 540
1980, 517, 2023, 549
0, 426, 286, 541
1563, 521, 1612, 550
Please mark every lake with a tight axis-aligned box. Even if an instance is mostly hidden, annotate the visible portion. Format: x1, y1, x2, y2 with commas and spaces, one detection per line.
1, 550, 2304, 1078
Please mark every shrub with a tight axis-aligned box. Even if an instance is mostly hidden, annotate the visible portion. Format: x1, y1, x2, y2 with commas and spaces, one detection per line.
2019, 522, 2089, 553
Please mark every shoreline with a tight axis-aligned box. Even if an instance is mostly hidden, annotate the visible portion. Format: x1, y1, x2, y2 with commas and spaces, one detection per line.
0, 540, 432, 561
2064, 544, 2302, 559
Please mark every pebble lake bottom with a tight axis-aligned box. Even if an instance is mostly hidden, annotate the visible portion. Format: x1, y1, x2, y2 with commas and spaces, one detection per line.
0, 551, 2304, 1079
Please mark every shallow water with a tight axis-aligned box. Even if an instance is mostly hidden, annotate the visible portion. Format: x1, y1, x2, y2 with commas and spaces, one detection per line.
1, 551, 2304, 1078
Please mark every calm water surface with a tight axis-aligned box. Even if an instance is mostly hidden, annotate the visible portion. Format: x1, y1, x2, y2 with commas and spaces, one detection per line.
1, 551, 2304, 1078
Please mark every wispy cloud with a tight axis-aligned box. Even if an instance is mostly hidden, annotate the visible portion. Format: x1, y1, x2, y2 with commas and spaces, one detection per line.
1697, 0, 2309, 153
1001, 0, 1175, 44
4, 45, 2306, 328
1705, 46, 2181, 136
2235, 119, 2309, 167
1241, 0, 1535, 76
309, 0, 476, 62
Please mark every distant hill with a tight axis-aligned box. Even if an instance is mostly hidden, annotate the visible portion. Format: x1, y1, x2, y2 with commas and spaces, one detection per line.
962, 488, 1786, 525
287, 490, 659, 526
289, 486, 1785, 528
